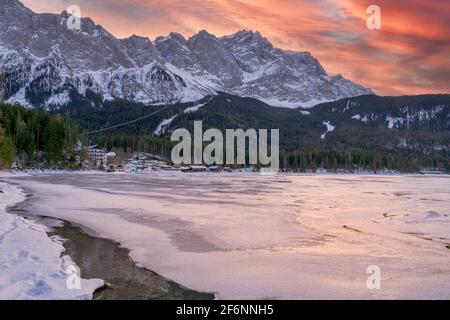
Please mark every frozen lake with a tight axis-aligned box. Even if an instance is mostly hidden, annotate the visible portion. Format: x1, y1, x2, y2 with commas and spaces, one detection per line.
8, 173, 450, 299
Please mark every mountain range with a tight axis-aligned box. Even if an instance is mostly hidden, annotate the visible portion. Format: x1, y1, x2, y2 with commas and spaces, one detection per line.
0, 0, 372, 109
0, 0, 448, 172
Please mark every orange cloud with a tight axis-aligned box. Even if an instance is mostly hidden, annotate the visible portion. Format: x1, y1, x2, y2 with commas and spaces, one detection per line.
22, 0, 450, 96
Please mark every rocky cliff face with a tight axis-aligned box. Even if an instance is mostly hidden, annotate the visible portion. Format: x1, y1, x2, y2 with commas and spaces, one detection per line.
0, 0, 373, 109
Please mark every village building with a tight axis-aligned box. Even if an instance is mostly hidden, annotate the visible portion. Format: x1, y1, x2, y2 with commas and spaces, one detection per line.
106, 152, 117, 166
181, 165, 208, 173
86, 145, 107, 170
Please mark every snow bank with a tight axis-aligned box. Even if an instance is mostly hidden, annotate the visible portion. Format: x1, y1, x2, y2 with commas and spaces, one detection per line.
405, 210, 449, 224
395, 210, 450, 240
0, 170, 110, 177
0, 182, 103, 300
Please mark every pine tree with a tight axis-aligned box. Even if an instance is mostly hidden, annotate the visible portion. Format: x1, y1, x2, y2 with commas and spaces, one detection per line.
0, 127, 15, 169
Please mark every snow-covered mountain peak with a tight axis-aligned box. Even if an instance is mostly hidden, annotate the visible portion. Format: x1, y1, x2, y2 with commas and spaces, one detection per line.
155, 32, 205, 75
155, 32, 187, 45
222, 30, 271, 47
190, 29, 218, 41
121, 35, 161, 67
1, 0, 373, 109
187, 30, 243, 86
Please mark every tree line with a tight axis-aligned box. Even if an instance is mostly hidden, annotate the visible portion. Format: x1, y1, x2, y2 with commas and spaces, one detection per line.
0, 103, 87, 169
279, 149, 450, 172
1, 102, 448, 173
92, 132, 175, 161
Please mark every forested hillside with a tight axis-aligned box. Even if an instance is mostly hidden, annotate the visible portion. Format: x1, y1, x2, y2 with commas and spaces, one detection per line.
0, 104, 85, 169
57, 93, 450, 172
2, 92, 449, 172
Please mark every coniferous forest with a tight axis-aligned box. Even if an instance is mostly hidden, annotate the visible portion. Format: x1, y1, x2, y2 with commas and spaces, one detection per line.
1, 91, 449, 173
59, 93, 449, 173
0, 103, 86, 169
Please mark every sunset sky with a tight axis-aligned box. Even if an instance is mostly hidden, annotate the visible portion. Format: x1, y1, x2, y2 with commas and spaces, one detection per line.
22, 0, 450, 96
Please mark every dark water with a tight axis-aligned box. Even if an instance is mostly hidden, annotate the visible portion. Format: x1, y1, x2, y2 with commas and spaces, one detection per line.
49, 222, 215, 300
6, 195, 214, 301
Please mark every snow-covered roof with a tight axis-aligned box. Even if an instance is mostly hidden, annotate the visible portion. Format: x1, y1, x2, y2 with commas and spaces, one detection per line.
88, 145, 105, 151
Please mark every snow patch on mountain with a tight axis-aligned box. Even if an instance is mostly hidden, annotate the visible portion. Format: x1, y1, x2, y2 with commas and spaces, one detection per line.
321, 121, 335, 140
184, 101, 209, 114
352, 114, 369, 123
44, 91, 71, 108
387, 116, 405, 129
154, 116, 177, 136
6, 88, 33, 108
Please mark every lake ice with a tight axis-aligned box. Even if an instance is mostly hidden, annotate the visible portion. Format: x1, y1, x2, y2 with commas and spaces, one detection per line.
5, 173, 450, 299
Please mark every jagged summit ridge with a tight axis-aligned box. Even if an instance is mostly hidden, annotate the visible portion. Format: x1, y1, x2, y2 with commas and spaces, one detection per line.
0, 0, 373, 108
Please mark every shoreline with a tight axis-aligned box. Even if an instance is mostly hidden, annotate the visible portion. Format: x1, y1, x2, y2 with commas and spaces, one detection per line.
6, 185, 215, 300
2, 168, 450, 178
49, 221, 215, 300
0, 181, 103, 299
3, 173, 450, 299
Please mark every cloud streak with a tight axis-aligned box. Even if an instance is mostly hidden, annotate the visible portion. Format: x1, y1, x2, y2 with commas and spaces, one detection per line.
22, 0, 450, 95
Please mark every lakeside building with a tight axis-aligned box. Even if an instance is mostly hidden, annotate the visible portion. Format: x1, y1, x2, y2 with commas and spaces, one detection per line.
418, 170, 445, 175
85, 145, 107, 170
106, 152, 117, 166
180, 165, 208, 173
107, 164, 125, 173
122, 152, 171, 172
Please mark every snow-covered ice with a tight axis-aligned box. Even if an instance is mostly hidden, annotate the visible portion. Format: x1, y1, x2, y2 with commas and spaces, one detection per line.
6, 173, 450, 300
0, 182, 103, 300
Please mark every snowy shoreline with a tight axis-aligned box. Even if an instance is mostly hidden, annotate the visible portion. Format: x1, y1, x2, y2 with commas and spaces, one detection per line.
0, 181, 103, 300
5, 173, 450, 299
1, 168, 449, 178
